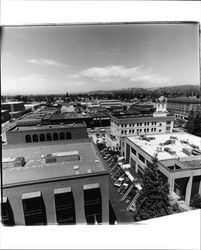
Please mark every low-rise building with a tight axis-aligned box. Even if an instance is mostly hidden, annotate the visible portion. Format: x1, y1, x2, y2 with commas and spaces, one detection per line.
110, 97, 174, 144
167, 97, 201, 120
2, 139, 109, 225
121, 132, 201, 205
6, 122, 87, 144
1, 110, 10, 124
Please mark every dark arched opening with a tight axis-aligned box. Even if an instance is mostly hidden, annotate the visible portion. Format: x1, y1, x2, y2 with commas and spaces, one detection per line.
40, 133, 45, 142
46, 133, 52, 141
53, 133, 59, 141
32, 134, 39, 142
66, 132, 72, 140
60, 132, 65, 140
25, 134, 32, 143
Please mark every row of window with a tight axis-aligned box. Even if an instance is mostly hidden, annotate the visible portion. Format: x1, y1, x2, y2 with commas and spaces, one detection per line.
25, 132, 72, 143
121, 122, 158, 128
121, 127, 159, 135
2, 186, 102, 226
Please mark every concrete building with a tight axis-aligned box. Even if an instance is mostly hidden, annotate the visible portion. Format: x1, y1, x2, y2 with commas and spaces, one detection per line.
99, 100, 123, 112
42, 112, 93, 128
2, 139, 109, 225
1, 110, 10, 124
6, 123, 87, 144
1, 101, 27, 119
110, 97, 174, 144
167, 97, 201, 120
121, 132, 201, 205
1, 101, 25, 113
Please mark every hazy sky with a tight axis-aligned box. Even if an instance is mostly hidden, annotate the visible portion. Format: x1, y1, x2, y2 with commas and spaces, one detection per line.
1, 23, 200, 94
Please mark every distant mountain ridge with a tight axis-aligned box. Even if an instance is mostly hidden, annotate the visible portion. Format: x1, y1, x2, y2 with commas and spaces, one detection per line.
86, 84, 200, 94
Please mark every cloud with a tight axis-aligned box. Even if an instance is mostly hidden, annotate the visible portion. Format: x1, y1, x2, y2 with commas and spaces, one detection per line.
28, 58, 67, 68
80, 65, 141, 82
78, 65, 170, 85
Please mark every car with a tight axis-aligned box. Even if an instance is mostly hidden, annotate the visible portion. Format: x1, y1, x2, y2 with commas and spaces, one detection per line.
114, 177, 125, 188
119, 183, 129, 194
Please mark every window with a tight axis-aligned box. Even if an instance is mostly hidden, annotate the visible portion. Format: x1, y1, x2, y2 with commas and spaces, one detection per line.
166, 127, 171, 130
53, 133, 59, 141
60, 132, 65, 140
32, 134, 39, 142
84, 184, 102, 224
46, 133, 52, 141
159, 129, 161, 132
131, 147, 136, 155
39, 133, 45, 142
144, 128, 146, 132
1, 197, 15, 226
147, 128, 149, 132
121, 131, 124, 134
66, 132, 72, 139
166, 121, 171, 125
22, 192, 47, 225
131, 158, 136, 172
25, 134, 32, 143
138, 153, 145, 164
159, 123, 162, 126
54, 187, 76, 225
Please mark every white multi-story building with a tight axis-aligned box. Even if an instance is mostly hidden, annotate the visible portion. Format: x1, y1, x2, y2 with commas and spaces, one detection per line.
110, 97, 174, 144
121, 132, 201, 205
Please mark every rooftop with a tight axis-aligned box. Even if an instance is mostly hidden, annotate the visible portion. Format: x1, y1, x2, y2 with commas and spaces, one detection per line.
128, 132, 201, 161
43, 112, 92, 120
3, 140, 107, 186
8, 123, 86, 132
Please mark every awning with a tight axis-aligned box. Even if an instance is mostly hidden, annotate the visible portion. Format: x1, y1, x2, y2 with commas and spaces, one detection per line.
22, 191, 41, 200
83, 183, 100, 190
54, 187, 72, 194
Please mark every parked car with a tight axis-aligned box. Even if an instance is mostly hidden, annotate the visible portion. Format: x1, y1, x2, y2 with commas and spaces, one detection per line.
114, 177, 125, 188
119, 183, 129, 194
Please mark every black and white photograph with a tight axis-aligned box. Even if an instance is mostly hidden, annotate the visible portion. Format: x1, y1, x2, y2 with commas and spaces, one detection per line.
1, 1, 201, 249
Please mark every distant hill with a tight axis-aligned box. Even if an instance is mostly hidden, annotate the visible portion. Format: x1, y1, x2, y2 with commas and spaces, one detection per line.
86, 84, 200, 95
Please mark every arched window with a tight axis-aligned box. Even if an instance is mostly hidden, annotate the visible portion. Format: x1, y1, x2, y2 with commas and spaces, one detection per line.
25, 134, 32, 143
53, 133, 58, 141
46, 133, 52, 141
32, 134, 39, 142
60, 132, 65, 140
40, 134, 45, 142
66, 132, 72, 140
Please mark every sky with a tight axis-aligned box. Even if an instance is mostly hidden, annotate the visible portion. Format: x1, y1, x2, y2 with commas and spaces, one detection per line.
1, 23, 200, 95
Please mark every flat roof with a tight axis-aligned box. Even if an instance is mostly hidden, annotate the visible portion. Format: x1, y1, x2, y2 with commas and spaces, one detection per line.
3, 140, 107, 186
43, 112, 92, 120
128, 132, 201, 161
9, 123, 86, 132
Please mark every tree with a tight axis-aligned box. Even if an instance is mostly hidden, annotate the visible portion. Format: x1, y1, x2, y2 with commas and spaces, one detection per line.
187, 107, 201, 137
190, 194, 201, 209
133, 157, 171, 222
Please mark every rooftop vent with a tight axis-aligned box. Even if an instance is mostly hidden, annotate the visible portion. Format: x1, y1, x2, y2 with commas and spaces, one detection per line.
95, 160, 100, 163
87, 169, 93, 174
3, 156, 26, 169
182, 148, 192, 156
73, 165, 79, 170
45, 151, 80, 163
164, 147, 176, 155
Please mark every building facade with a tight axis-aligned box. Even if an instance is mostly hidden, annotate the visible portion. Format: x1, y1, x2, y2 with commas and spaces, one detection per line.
2, 140, 109, 225
121, 132, 201, 205
6, 123, 87, 144
167, 97, 201, 120
110, 97, 174, 144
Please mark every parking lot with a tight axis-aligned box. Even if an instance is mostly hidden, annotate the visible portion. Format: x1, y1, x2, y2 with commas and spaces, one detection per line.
96, 142, 142, 223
